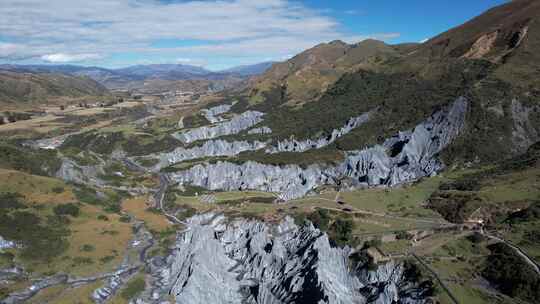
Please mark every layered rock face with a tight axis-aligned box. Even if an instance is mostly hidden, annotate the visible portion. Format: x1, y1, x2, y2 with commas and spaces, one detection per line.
173, 111, 265, 143
201, 104, 232, 123
341, 97, 468, 186
169, 98, 468, 200
266, 111, 373, 154
144, 214, 429, 304
248, 126, 273, 135
169, 161, 329, 200
153, 139, 267, 169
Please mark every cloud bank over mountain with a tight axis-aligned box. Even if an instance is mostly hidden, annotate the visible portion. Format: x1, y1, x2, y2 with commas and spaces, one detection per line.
0, 0, 398, 69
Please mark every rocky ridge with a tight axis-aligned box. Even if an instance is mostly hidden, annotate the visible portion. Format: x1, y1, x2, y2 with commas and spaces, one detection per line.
266, 110, 373, 153
151, 139, 267, 170
201, 104, 232, 123
172, 111, 265, 144
168, 97, 467, 200
132, 213, 430, 304
248, 126, 272, 135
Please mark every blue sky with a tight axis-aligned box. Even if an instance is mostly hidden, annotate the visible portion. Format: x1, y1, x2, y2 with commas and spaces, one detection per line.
0, 0, 507, 70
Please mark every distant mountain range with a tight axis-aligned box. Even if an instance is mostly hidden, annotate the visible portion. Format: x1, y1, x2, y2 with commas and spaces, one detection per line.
0, 62, 275, 90
221, 62, 275, 77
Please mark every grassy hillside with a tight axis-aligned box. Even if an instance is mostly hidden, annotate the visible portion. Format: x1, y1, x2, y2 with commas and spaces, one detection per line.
0, 70, 111, 107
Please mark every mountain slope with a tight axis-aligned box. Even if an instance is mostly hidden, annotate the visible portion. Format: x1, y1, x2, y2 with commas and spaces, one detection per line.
230, 0, 540, 166
0, 70, 110, 106
249, 39, 403, 106
406, 0, 540, 87
221, 62, 275, 77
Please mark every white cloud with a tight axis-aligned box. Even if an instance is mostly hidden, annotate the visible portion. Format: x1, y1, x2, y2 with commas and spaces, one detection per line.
176, 57, 207, 67
0, 0, 400, 66
41, 53, 102, 63
420, 38, 429, 43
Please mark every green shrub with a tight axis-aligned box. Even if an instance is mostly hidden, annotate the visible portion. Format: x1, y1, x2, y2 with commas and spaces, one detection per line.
72, 257, 94, 266
53, 203, 80, 217
307, 209, 331, 231
119, 215, 131, 223
0, 192, 26, 209
80, 244, 95, 252
329, 218, 354, 246
121, 276, 146, 300
0, 210, 70, 261
483, 243, 540, 302
0, 142, 61, 176
51, 186, 65, 194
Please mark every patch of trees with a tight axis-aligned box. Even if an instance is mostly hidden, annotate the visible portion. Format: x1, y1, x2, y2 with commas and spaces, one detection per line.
73, 185, 125, 213
0, 192, 26, 209
482, 242, 540, 302
328, 218, 354, 247
307, 209, 331, 231
183, 113, 210, 129
53, 203, 81, 217
0, 142, 62, 176
506, 201, 540, 223
0, 194, 70, 262
427, 191, 485, 223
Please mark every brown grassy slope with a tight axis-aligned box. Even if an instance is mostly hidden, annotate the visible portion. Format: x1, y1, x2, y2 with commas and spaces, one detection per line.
0, 70, 111, 107
248, 39, 403, 105
404, 0, 540, 88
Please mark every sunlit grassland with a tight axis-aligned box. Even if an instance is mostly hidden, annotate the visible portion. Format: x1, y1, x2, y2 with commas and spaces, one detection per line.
123, 195, 172, 232
27, 280, 103, 304
0, 168, 133, 277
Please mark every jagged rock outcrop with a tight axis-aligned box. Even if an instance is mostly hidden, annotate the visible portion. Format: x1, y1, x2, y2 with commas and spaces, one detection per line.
150, 139, 267, 170
266, 111, 373, 153
341, 97, 467, 186
0, 236, 15, 250
248, 126, 272, 135
202, 104, 232, 123
173, 111, 265, 143
168, 98, 467, 200
135, 213, 429, 304
169, 160, 329, 201
91, 266, 140, 303
55, 158, 106, 187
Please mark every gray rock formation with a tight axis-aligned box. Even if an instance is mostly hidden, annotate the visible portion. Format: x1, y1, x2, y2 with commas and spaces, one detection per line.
135, 213, 429, 304
168, 98, 468, 200
248, 126, 272, 135
169, 161, 329, 201
55, 158, 106, 187
150, 139, 267, 170
172, 111, 265, 143
266, 111, 373, 153
202, 104, 233, 123
0, 236, 15, 250
341, 97, 467, 186
91, 266, 140, 303
511, 99, 540, 154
